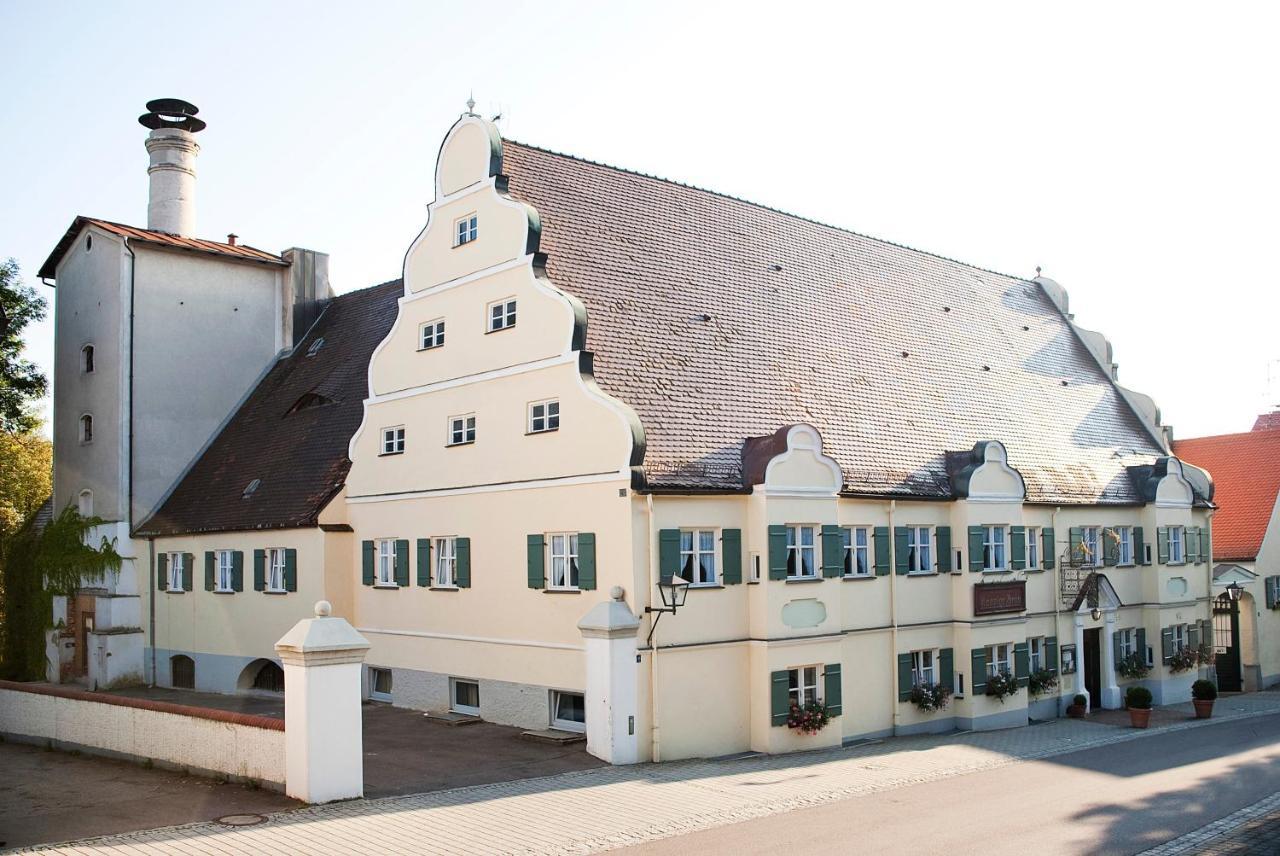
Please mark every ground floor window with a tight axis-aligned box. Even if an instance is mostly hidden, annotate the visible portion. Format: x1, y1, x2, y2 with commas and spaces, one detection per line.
170, 654, 194, 689
788, 665, 821, 708
1172, 623, 1188, 653
369, 667, 393, 702
551, 690, 585, 732
911, 650, 936, 687
987, 643, 1013, 677
450, 678, 480, 715
1118, 628, 1136, 659
1028, 637, 1045, 672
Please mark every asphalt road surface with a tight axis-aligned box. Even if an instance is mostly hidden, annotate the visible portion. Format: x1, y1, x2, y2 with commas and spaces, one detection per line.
625, 714, 1280, 856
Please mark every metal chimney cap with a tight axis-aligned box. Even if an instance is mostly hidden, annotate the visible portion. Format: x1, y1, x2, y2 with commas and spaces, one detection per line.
139, 98, 206, 133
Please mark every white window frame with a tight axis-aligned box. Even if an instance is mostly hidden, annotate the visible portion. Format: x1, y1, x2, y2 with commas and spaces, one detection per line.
1083, 526, 1102, 567
842, 526, 871, 577
911, 649, 937, 687
369, 667, 393, 702
1116, 526, 1134, 566
486, 298, 517, 332
988, 643, 1013, 677
983, 525, 1008, 571
381, 426, 405, 455
1172, 623, 1188, 652
749, 552, 762, 583
908, 526, 933, 574
167, 552, 184, 591
550, 689, 586, 732
450, 677, 480, 716
528, 399, 560, 434
787, 665, 822, 708
548, 532, 580, 590
1118, 628, 1136, 659
680, 529, 718, 586
215, 550, 234, 593
454, 214, 478, 247
266, 548, 286, 593
1029, 636, 1044, 672
377, 539, 398, 587
419, 318, 445, 350
447, 414, 476, 446
1169, 526, 1186, 564
785, 525, 818, 579
434, 537, 457, 587
1026, 526, 1041, 571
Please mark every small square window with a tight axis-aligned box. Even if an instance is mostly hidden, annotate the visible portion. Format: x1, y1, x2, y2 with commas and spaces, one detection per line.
447, 415, 476, 446
420, 319, 445, 350
451, 678, 480, 716
551, 690, 585, 732
381, 426, 405, 455
487, 299, 517, 332
455, 215, 478, 246
529, 399, 560, 433
370, 667, 393, 702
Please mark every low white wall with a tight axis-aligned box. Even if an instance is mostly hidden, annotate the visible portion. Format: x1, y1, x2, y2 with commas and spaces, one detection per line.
0, 682, 285, 787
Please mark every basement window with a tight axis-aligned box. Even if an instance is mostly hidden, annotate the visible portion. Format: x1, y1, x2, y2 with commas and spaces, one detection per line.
369, 667, 393, 702
451, 678, 480, 716
551, 690, 585, 732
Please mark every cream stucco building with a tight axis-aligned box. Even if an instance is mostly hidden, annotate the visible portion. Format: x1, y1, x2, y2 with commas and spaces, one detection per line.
50, 107, 1226, 762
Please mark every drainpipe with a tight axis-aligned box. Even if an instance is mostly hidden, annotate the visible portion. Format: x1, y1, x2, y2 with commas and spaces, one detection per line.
123, 238, 136, 529
645, 493, 661, 762
888, 500, 899, 733
1051, 506, 1062, 711
147, 537, 156, 686
1204, 508, 1216, 684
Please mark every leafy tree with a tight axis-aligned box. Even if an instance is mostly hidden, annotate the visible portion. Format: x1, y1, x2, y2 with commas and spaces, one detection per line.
0, 428, 51, 538
0, 259, 49, 434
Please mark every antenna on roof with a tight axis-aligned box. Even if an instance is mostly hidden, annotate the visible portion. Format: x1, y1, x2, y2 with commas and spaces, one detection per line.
465, 92, 476, 116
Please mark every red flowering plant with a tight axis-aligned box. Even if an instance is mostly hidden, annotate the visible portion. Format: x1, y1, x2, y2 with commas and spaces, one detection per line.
786, 701, 832, 734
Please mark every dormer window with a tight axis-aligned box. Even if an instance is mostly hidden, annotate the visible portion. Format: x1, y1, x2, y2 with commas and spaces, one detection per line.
455, 215, 478, 247
79, 414, 93, 444
382, 426, 406, 455
420, 319, 445, 350
487, 299, 516, 333
82, 344, 95, 374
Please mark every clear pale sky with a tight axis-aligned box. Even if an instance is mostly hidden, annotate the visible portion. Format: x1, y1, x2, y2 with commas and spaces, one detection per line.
3, 1, 1276, 439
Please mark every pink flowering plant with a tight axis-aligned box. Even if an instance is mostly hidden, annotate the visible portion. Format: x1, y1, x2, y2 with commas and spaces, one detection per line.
1168, 645, 1207, 674
786, 701, 832, 734
908, 682, 952, 712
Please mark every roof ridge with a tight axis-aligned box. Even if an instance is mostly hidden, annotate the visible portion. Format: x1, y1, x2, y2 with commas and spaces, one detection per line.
83, 216, 281, 257
503, 139, 1032, 284
1174, 429, 1280, 445
332, 277, 403, 302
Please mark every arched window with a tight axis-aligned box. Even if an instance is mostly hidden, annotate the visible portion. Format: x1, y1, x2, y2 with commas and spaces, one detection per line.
170, 654, 195, 689
78, 489, 93, 517
79, 414, 93, 443
82, 344, 95, 374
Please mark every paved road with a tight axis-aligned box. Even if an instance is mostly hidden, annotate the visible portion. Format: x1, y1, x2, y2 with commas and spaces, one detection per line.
625, 714, 1280, 856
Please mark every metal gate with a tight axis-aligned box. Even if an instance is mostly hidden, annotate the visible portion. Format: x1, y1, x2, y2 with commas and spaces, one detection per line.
1213, 593, 1242, 692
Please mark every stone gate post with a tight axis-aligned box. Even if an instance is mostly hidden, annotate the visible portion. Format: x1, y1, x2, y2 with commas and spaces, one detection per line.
578, 586, 641, 765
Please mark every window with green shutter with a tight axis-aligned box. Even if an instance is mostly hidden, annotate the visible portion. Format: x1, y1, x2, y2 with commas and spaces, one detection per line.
894, 526, 910, 575
896, 653, 913, 701
968, 526, 984, 572
231, 551, 244, 592
253, 549, 266, 591
577, 532, 597, 590
820, 525, 843, 578
157, 553, 168, 591
659, 529, 680, 584
936, 526, 953, 573
1010, 526, 1026, 570
721, 529, 742, 585
181, 553, 194, 591
395, 539, 410, 587
455, 537, 471, 588
823, 664, 842, 716
939, 648, 954, 689
1044, 636, 1058, 675
204, 552, 216, 591
361, 540, 375, 586
971, 647, 988, 693
770, 670, 790, 725
417, 539, 432, 587
284, 548, 298, 592
1014, 642, 1029, 687
767, 525, 788, 580
1042, 527, 1056, 569
873, 527, 890, 576
1133, 526, 1147, 565
527, 534, 546, 589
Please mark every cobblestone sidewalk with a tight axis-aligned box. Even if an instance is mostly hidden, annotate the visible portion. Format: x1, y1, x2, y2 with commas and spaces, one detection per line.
26, 693, 1280, 855
1139, 790, 1280, 855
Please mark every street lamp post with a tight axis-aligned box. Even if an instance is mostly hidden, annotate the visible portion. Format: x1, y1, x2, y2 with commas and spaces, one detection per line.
645, 574, 690, 645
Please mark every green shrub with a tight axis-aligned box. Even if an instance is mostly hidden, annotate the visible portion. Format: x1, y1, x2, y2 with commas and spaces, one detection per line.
1125, 685, 1153, 710
1073, 694, 1087, 707
1192, 679, 1218, 701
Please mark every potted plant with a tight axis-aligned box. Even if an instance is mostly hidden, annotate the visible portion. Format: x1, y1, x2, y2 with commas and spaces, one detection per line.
1028, 669, 1058, 697
1125, 685, 1153, 728
1191, 679, 1218, 719
786, 701, 831, 735
908, 682, 952, 712
1168, 646, 1202, 674
984, 670, 1020, 703
1066, 694, 1087, 718
1117, 652, 1150, 680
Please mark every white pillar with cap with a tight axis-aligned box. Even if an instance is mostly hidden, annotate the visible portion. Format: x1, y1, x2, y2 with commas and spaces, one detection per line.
275, 600, 370, 803
578, 586, 641, 765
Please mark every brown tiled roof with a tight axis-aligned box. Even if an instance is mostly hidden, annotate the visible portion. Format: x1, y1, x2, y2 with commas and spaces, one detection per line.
501, 141, 1167, 502
136, 280, 401, 536
1173, 425, 1280, 561
39, 217, 285, 279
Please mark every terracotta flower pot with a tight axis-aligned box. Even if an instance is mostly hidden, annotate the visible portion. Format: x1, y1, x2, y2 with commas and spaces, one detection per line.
1128, 707, 1151, 729
1193, 699, 1214, 719
1066, 705, 1086, 719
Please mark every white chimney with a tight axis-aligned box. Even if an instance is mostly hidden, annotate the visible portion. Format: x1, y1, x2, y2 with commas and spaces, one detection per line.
138, 99, 205, 236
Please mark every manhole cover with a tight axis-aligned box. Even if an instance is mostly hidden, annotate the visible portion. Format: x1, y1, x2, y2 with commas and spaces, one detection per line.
215, 814, 267, 827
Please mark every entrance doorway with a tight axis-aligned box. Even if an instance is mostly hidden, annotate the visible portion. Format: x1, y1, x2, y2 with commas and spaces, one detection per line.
1213, 593, 1243, 692
1083, 627, 1102, 705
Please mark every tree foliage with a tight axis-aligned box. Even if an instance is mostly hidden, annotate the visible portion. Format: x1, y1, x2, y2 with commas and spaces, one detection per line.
0, 428, 51, 538
0, 259, 49, 434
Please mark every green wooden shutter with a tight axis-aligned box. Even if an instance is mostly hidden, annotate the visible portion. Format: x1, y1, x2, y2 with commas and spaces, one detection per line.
231, 551, 244, 592
894, 526, 910, 575
204, 552, 215, 591
1161, 627, 1174, 664
1010, 527, 1026, 570
1103, 528, 1119, 566
1042, 527, 1056, 569
157, 553, 168, 591
873, 527, 890, 576
1069, 527, 1084, 565
455, 537, 471, 588
1267, 577, 1280, 610
1135, 628, 1147, 664
284, 548, 297, 592
1200, 619, 1213, 653
659, 529, 680, 584
971, 647, 988, 693
771, 670, 791, 725
1045, 636, 1058, 675
940, 648, 954, 689
1157, 527, 1170, 564
1187, 623, 1200, 651
181, 554, 194, 591
395, 539, 410, 587
577, 532, 597, 590
820, 525, 843, 578
527, 534, 546, 589
253, 549, 266, 591
968, 526, 985, 572
824, 664, 842, 716
1184, 527, 1198, 564
768, 525, 788, 580
1200, 527, 1211, 563
897, 653, 913, 701
721, 529, 742, 585
361, 540, 375, 586
1014, 642, 1030, 687
1134, 526, 1147, 565
417, 539, 432, 587
936, 526, 953, 573
1112, 630, 1123, 667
